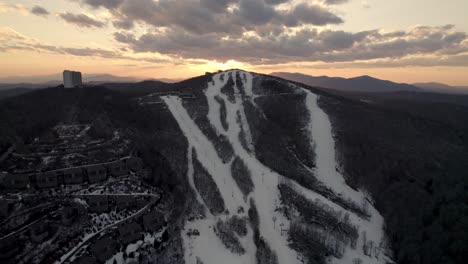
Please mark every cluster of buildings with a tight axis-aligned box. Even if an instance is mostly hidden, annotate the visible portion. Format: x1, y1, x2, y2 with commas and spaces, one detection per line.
82, 209, 165, 264
0, 197, 165, 263
0, 156, 145, 190
85, 194, 149, 213
0, 202, 85, 260
1, 122, 132, 180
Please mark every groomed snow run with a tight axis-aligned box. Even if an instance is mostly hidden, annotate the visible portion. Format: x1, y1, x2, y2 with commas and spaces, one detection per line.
302, 88, 392, 264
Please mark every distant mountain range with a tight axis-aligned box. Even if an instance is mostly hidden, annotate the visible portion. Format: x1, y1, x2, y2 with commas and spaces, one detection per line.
2, 71, 467, 96
412, 82, 468, 94
272, 72, 468, 94
271, 72, 422, 93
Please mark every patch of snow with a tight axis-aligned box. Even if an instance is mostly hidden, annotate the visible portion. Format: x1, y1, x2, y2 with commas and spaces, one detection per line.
73, 198, 88, 207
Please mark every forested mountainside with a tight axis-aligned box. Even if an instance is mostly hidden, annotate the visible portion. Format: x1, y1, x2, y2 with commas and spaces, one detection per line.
0, 70, 466, 264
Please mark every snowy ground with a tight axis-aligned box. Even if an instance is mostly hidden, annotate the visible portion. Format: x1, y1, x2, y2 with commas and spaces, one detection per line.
163, 70, 392, 264
105, 229, 167, 264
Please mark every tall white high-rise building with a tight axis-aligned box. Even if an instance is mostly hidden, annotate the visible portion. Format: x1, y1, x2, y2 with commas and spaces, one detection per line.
63, 70, 83, 88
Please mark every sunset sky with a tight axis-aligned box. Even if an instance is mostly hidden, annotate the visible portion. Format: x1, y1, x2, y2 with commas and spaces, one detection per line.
1, 0, 468, 85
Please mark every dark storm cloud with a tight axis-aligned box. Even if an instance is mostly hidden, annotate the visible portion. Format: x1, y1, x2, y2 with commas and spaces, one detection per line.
60, 12, 106, 28
31, 6, 49, 17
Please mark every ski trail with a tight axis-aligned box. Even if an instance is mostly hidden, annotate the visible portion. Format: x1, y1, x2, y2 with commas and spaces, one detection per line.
302, 89, 391, 264
240, 71, 257, 102
304, 90, 364, 203
162, 96, 245, 215
205, 70, 301, 264
206, 71, 254, 153
234, 72, 255, 153
163, 95, 251, 264
206, 72, 230, 135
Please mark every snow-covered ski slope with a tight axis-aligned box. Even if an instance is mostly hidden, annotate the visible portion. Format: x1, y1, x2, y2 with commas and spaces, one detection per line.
162, 70, 392, 264
302, 87, 392, 264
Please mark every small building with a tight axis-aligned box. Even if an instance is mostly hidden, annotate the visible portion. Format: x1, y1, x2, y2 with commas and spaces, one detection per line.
63, 70, 82, 88
143, 211, 165, 232
30, 221, 50, 243
125, 157, 143, 172
63, 168, 84, 185
114, 195, 136, 211
0, 173, 30, 189
90, 236, 118, 262
85, 165, 107, 183
88, 195, 109, 213
119, 222, 143, 244
36, 171, 58, 189
107, 160, 129, 177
